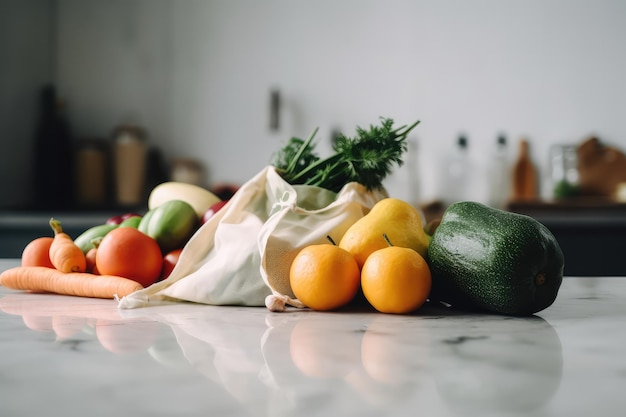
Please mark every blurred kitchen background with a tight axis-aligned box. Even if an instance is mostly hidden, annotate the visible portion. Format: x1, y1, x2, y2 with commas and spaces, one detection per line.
1, 0, 626, 274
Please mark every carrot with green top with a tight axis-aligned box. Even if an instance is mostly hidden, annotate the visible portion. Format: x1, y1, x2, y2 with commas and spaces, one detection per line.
49, 218, 86, 273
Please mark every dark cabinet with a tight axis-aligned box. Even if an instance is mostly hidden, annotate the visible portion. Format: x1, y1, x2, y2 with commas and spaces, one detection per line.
0, 212, 118, 258
507, 201, 626, 277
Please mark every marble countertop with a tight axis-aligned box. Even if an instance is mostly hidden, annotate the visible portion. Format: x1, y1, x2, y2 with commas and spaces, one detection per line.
0, 259, 624, 417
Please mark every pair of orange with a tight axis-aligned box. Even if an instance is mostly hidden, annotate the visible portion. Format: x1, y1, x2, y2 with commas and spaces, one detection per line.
289, 236, 431, 314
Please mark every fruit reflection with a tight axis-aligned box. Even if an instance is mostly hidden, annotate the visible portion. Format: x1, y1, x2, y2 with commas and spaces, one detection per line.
262, 312, 405, 416
344, 365, 418, 408
289, 315, 362, 379
52, 315, 87, 340
359, 315, 431, 385
95, 318, 161, 354
22, 315, 53, 332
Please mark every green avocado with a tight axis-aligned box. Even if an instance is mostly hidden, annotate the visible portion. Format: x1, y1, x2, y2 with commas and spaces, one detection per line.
427, 201, 564, 315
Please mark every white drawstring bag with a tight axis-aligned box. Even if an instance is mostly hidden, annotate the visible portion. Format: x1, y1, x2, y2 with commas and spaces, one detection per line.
118, 165, 386, 309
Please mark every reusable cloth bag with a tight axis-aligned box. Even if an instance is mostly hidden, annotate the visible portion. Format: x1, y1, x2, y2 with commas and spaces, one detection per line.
118, 165, 386, 309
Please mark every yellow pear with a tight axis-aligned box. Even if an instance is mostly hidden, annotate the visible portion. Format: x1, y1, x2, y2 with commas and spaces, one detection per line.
339, 198, 431, 268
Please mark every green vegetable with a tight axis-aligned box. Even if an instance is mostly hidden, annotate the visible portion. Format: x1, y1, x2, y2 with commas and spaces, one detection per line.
118, 215, 142, 228
272, 117, 420, 193
138, 200, 198, 254
427, 201, 564, 315
74, 224, 118, 254
137, 209, 154, 235
553, 180, 579, 199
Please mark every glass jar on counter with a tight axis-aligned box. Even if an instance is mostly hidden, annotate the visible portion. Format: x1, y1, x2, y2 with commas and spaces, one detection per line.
75, 138, 108, 206
549, 144, 579, 199
112, 125, 147, 207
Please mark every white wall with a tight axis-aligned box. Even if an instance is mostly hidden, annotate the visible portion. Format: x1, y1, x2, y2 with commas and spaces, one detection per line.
53, 0, 626, 205
55, 0, 172, 151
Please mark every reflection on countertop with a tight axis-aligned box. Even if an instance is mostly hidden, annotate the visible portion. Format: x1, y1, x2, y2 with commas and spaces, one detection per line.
1, 259, 624, 416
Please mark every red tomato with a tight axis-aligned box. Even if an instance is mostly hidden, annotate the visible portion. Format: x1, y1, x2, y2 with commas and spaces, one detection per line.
160, 248, 183, 280
96, 227, 163, 287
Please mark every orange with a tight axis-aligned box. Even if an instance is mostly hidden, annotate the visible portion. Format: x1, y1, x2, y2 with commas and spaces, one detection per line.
95, 227, 163, 287
361, 246, 431, 314
21, 237, 55, 268
289, 243, 360, 311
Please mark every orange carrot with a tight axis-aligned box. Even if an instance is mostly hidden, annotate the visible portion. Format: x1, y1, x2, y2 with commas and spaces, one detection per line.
85, 248, 98, 274
85, 237, 103, 274
49, 218, 86, 273
0, 266, 143, 299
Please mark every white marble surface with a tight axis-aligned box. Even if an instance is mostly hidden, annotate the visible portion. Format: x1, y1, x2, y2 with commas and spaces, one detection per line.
0, 258, 624, 417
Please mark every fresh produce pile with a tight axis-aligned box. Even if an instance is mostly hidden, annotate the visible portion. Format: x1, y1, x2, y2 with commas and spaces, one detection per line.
0, 117, 564, 315
277, 197, 564, 315
270, 117, 564, 315
0, 182, 227, 299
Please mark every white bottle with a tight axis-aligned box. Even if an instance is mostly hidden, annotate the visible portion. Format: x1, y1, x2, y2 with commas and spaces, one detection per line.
488, 134, 510, 208
442, 135, 470, 206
